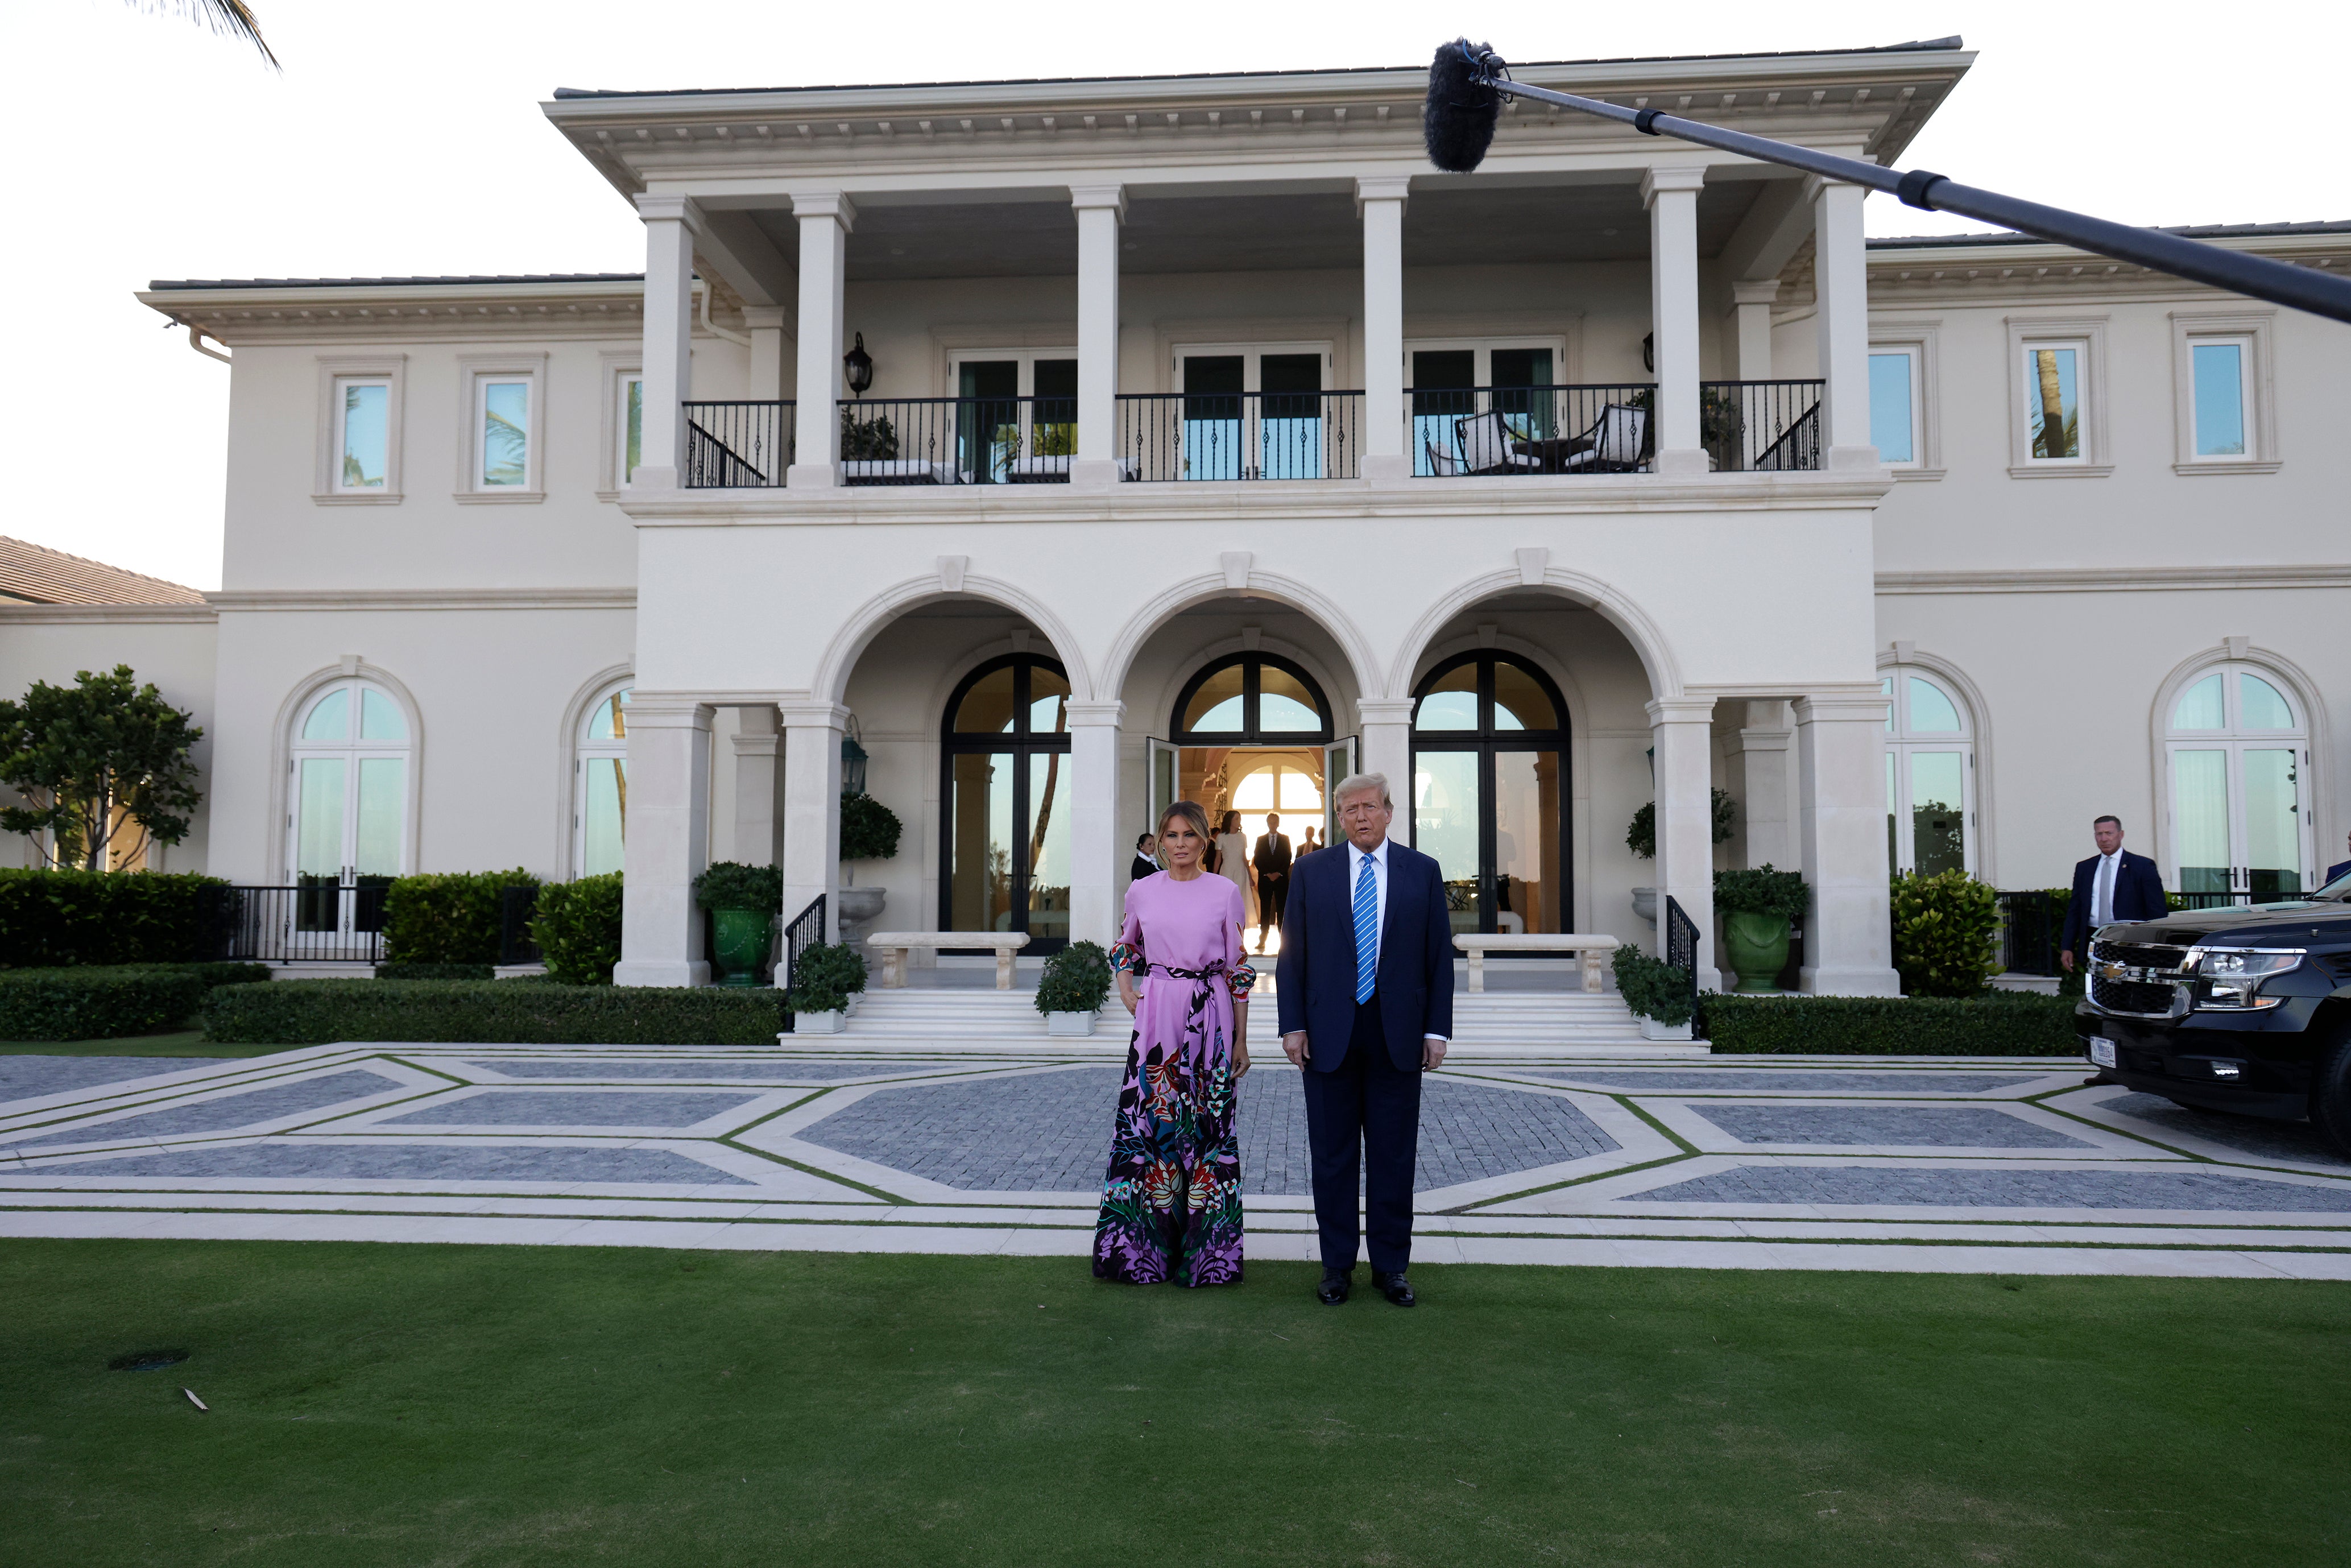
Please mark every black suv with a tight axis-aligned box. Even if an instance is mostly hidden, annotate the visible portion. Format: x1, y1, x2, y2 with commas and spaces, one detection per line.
2076, 878, 2351, 1155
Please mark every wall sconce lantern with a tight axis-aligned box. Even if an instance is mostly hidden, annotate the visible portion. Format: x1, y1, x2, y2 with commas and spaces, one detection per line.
840, 714, 868, 796
842, 333, 874, 398
1641, 332, 1655, 374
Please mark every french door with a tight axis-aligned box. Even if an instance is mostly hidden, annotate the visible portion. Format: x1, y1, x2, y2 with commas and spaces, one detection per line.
1175, 344, 1334, 479
941, 655, 1071, 951
1409, 655, 1570, 936
2168, 741, 2311, 901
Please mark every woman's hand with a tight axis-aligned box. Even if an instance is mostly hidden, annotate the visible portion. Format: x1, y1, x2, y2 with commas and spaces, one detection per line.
1232, 1040, 1251, 1081
1116, 971, 1139, 1016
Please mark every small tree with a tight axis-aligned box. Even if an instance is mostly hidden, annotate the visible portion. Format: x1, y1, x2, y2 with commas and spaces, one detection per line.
0, 666, 203, 871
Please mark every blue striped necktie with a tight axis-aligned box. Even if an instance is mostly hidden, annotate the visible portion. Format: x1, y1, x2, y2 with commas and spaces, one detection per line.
1352, 853, 1379, 1004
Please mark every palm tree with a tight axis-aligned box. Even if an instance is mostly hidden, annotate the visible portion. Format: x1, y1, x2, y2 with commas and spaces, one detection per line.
134, 0, 279, 69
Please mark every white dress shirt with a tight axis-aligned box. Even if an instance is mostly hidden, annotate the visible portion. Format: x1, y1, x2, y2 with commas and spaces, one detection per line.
2092, 847, 2123, 925
1343, 835, 1446, 1043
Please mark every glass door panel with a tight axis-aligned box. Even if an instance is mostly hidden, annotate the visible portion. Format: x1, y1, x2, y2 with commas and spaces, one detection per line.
1410, 350, 1475, 474
1258, 353, 1323, 479
1886, 751, 1899, 873
581, 758, 627, 877
1147, 738, 1178, 851
949, 752, 1016, 931
1182, 356, 1243, 481
1493, 750, 1562, 934
1413, 751, 1481, 934
1027, 752, 1071, 941
295, 757, 346, 932
1323, 737, 1356, 851
958, 360, 1020, 483
2170, 748, 2232, 896
2242, 747, 2303, 897
1909, 751, 1967, 878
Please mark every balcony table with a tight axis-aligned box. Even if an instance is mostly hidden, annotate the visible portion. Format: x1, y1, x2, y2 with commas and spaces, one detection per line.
1508, 435, 1597, 474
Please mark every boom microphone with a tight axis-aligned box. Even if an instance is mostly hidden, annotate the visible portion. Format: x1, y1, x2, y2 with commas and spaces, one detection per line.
1417, 38, 2351, 326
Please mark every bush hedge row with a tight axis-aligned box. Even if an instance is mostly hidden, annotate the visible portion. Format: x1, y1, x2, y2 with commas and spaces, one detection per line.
375, 962, 496, 982
1699, 992, 2081, 1056
201, 979, 784, 1046
382, 870, 538, 965
0, 868, 227, 968
533, 873, 623, 984
0, 963, 272, 1041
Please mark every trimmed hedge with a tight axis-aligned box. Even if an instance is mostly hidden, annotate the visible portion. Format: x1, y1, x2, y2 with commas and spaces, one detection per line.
1700, 992, 2081, 1056
0, 868, 227, 967
375, 962, 495, 982
533, 874, 623, 984
382, 870, 539, 965
0, 963, 269, 1041
201, 979, 785, 1046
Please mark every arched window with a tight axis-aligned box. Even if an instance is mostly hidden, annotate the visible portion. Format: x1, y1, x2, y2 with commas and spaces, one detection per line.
2164, 662, 2312, 899
1410, 652, 1570, 935
1882, 667, 1974, 877
940, 654, 1072, 950
288, 677, 411, 935
574, 684, 631, 877
1170, 653, 1332, 744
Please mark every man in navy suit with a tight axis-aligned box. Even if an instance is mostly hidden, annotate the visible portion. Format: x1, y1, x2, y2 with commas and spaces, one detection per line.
2060, 815, 2170, 971
1275, 772, 1454, 1308
2324, 829, 2351, 890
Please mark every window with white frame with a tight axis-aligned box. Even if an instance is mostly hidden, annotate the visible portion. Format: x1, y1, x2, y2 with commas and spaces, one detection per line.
2005, 317, 2108, 476
2164, 663, 2312, 899
2023, 341, 2084, 462
574, 684, 631, 877
1168, 341, 1336, 480
1405, 337, 1569, 475
288, 678, 412, 895
312, 355, 405, 502
618, 371, 643, 487
1881, 667, 1974, 877
1868, 349, 1919, 466
2171, 312, 2276, 471
945, 350, 1077, 482
457, 355, 545, 499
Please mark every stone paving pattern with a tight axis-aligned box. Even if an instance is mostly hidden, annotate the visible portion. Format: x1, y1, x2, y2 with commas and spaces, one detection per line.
1688, 1104, 2097, 1149
376, 1089, 767, 1128
19, 1142, 752, 1185
2101, 1092, 2350, 1169
1636, 1164, 2351, 1212
0, 1057, 238, 1099
1540, 1070, 2048, 1094
1, 1069, 406, 1149
462, 1060, 924, 1083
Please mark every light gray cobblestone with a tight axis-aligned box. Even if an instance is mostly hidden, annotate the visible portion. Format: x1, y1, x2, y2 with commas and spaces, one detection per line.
1636, 1164, 2351, 1212
0, 1057, 239, 1104
463, 1060, 904, 1083
1540, 1070, 2046, 1093
378, 1089, 765, 1128
2102, 1093, 2349, 1169
16, 1142, 752, 1184
1688, 1104, 2096, 1149
2, 1070, 404, 1148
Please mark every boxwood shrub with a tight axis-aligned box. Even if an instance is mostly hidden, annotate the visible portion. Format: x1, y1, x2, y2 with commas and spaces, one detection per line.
0, 963, 270, 1041
1700, 992, 2081, 1056
533, 874, 623, 984
375, 962, 495, 982
0, 868, 228, 967
200, 979, 784, 1046
381, 870, 539, 965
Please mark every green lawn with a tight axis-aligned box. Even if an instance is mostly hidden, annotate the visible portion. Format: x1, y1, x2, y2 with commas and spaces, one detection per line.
0, 1031, 272, 1058
2, 1240, 2344, 1567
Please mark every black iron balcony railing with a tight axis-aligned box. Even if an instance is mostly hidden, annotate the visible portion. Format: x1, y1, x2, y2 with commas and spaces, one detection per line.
1411, 384, 1657, 476
684, 401, 795, 488
830, 395, 1086, 486
1116, 391, 1362, 481
1699, 379, 1825, 473
195, 882, 390, 964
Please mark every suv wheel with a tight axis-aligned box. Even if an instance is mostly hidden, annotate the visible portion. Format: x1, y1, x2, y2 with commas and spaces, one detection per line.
2312, 1032, 2351, 1158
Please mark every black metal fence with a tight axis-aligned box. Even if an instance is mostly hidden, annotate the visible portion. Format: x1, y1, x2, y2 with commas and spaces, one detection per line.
684, 401, 794, 487
1699, 380, 1824, 472
1665, 895, 1701, 1018
780, 894, 827, 1032
1117, 391, 1361, 481
201, 884, 388, 964
1996, 890, 2067, 977
499, 883, 542, 966
825, 395, 1082, 485
1408, 384, 1656, 476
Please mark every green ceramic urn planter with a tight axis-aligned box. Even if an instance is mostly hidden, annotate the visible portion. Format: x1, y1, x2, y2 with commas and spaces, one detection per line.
1721, 909, 1791, 992
710, 908, 773, 988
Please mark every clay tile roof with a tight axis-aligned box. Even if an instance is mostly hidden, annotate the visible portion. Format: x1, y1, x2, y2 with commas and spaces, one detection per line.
0, 536, 207, 606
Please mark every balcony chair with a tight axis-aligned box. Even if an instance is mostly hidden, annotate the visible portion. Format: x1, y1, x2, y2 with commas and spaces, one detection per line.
1558, 404, 1649, 473
1423, 438, 1468, 477
1003, 455, 1140, 482
1451, 411, 1545, 476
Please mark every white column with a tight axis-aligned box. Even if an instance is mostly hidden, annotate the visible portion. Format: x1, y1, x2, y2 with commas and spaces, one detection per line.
730, 703, 783, 866
1356, 175, 1412, 483
1642, 165, 1708, 477
1648, 698, 1716, 975
779, 701, 846, 944
614, 698, 713, 987
787, 192, 855, 490
1736, 700, 1795, 870
1070, 185, 1125, 491
1066, 701, 1124, 945
743, 306, 789, 403
1809, 177, 1879, 471
1355, 698, 1413, 802
1795, 693, 1902, 995
1729, 279, 1778, 382
632, 195, 701, 492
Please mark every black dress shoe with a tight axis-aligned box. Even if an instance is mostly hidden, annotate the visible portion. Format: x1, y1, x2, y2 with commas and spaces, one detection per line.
1316, 1269, 1352, 1305
1373, 1272, 1416, 1308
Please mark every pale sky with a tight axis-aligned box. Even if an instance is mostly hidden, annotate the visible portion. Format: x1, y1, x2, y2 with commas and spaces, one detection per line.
14, 0, 2344, 591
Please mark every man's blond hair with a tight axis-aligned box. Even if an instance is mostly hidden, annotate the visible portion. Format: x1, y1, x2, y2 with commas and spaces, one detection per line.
1334, 772, 1392, 809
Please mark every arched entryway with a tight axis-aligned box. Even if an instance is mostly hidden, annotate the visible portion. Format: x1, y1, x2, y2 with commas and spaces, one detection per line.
1410, 652, 1570, 936
939, 652, 1072, 950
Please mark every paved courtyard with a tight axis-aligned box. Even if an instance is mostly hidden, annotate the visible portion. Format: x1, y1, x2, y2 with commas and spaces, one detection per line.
1, 1043, 2346, 1277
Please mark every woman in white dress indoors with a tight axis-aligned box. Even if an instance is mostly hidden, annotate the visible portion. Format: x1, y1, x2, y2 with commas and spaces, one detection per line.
1214, 809, 1257, 929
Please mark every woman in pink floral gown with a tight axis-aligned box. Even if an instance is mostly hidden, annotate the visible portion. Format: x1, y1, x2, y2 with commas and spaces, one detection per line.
1094, 800, 1253, 1286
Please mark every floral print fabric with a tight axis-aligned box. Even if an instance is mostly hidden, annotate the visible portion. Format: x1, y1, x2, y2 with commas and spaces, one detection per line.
1094, 872, 1250, 1287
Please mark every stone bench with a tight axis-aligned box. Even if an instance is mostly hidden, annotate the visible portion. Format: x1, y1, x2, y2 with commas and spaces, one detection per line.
1452, 933, 1621, 994
866, 931, 1031, 990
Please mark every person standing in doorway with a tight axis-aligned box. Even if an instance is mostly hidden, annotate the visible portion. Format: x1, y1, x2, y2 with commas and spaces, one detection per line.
1130, 833, 1160, 883
1213, 809, 1255, 928
2060, 814, 2169, 971
1275, 773, 1452, 1308
1252, 811, 1293, 954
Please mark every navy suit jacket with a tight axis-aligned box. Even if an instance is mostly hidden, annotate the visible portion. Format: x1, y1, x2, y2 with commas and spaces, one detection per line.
1274, 839, 1455, 1072
2327, 859, 2351, 890
2062, 850, 2168, 951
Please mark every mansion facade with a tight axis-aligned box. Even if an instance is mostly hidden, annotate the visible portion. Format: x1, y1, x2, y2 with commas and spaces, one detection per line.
7, 38, 2348, 992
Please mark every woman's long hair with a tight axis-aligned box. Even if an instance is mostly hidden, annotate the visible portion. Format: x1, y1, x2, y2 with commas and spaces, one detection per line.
1219, 808, 1242, 835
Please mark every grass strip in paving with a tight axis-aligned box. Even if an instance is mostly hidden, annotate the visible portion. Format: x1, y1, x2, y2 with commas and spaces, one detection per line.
4, 1239, 2347, 1566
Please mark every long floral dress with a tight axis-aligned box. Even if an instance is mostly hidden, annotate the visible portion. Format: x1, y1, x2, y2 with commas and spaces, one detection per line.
1092, 870, 1254, 1286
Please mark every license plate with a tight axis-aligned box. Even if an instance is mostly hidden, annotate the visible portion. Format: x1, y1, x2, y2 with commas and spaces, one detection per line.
2085, 1037, 2117, 1069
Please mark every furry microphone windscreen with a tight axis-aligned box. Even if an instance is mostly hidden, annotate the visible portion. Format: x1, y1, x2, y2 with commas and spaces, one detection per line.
1423, 38, 1501, 173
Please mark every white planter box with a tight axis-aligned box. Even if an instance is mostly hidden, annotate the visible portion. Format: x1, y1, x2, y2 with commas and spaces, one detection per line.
1638, 1016, 1694, 1041
1045, 1010, 1098, 1038
795, 1009, 846, 1035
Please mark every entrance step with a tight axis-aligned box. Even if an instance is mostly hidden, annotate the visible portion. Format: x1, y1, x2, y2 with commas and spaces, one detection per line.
1448, 991, 1648, 1046
839, 988, 1050, 1040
